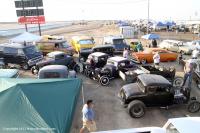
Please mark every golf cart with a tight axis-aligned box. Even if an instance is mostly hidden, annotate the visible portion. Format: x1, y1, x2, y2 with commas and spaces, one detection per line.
119, 74, 200, 118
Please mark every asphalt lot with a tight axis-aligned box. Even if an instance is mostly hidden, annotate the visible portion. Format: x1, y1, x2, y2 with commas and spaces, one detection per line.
3, 22, 200, 132
19, 55, 200, 133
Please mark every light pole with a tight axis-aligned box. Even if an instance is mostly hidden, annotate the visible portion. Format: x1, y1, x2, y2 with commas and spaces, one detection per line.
147, 0, 149, 34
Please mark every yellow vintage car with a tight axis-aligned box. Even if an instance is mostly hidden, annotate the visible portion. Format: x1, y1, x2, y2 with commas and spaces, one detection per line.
71, 36, 95, 53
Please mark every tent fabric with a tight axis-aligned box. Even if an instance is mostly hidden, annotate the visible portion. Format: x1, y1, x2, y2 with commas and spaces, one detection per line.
10, 32, 42, 43
0, 78, 82, 133
141, 33, 160, 40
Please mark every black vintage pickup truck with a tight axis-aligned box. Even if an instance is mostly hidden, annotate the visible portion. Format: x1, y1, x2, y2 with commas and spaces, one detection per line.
119, 65, 183, 86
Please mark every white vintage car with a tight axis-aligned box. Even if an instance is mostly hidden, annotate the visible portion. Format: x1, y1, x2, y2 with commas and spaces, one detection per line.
93, 117, 200, 133
159, 40, 193, 54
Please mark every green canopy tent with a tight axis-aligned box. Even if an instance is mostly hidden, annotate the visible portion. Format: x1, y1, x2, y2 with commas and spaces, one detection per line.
0, 78, 82, 133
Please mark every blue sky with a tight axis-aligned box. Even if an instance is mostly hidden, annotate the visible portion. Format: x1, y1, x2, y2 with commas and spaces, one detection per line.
0, 0, 200, 22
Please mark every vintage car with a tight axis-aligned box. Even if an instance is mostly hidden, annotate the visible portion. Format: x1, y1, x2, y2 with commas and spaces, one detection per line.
0, 69, 19, 78
119, 65, 183, 86
82, 52, 109, 76
93, 117, 200, 133
88, 56, 137, 86
0, 43, 43, 70
31, 51, 79, 74
71, 36, 95, 53
119, 74, 200, 118
38, 65, 76, 79
159, 40, 193, 54
79, 45, 115, 61
36, 40, 74, 56
132, 48, 178, 64
103, 35, 129, 53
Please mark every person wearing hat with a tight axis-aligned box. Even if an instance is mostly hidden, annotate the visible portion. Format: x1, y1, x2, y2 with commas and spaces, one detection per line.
80, 100, 96, 133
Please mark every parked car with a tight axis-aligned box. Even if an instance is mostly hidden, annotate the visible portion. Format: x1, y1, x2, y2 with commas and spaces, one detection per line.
103, 35, 129, 53
0, 69, 19, 78
159, 40, 192, 54
0, 43, 43, 70
31, 51, 79, 74
93, 117, 200, 133
71, 36, 95, 53
132, 48, 178, 64
38, 65, 76, 78
119, 74, 200, 118
36, 40, 74, 56
88, 56, 137, 86
79, 45, 115, 61
82, 52, 109, 76
186, 40, 200, 50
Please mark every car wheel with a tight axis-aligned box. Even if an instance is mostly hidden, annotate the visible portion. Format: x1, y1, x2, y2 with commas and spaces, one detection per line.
21, 63, 29, 70
141, 59, 147, 64
99, 76, 110, 86
173, 76, 183, 87
31, 66, 37, 75
128, 100, 145, 118
187, 100, 200, 113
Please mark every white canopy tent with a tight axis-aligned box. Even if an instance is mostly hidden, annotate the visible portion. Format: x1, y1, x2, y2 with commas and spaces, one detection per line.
9, 32, 42, 43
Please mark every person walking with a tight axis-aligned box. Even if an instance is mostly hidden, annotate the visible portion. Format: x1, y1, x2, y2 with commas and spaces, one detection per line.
123, 48, 129, 58
153, 52, 160, 66
80, 100, 96, 133
192, 48, 199, 59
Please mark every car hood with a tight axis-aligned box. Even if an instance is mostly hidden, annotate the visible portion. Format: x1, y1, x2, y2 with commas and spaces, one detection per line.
26, 52, 43, 60
36, 58, 54, 66
122, 83, 144, 98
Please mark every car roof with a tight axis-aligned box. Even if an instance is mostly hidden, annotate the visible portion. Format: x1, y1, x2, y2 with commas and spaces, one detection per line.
72, 36, 93, 41
93, 45, 114, 49
164, 117, 200, 133
90, 52, 108, 57
162, 39, 183, 44
138, 74, 172, 87
0, 43, 33, 49
0, 69, 19, 78
47, 51, 65, 56
108, 56, 128, 62
39, 65, 68, 71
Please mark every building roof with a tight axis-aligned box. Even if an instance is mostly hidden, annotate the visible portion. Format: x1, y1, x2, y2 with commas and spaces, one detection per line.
138, 74, 172, 87
0, 43, 33, 48
107, 56, 127, 62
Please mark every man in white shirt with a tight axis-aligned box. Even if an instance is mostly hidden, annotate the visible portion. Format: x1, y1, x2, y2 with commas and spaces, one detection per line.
123, 48, 129, 58
192, 48, 199, 59
153, 52, 160, 65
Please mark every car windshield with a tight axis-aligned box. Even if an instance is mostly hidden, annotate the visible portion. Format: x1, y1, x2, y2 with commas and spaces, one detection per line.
113, 39, 126, 44
62, 42, 71, 48
79, 40, 93, 45
137, 79, 145, 92
23, 46, 39, 54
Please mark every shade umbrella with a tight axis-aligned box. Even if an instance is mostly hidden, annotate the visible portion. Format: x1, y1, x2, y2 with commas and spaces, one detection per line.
9, 32, 42, 43
141, 33, 160, 40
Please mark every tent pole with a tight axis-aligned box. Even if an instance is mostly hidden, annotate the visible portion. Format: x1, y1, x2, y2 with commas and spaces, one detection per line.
81, 85, 85, 105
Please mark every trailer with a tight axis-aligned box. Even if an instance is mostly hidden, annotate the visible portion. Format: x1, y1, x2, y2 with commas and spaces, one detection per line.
119, 26, 138, 39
